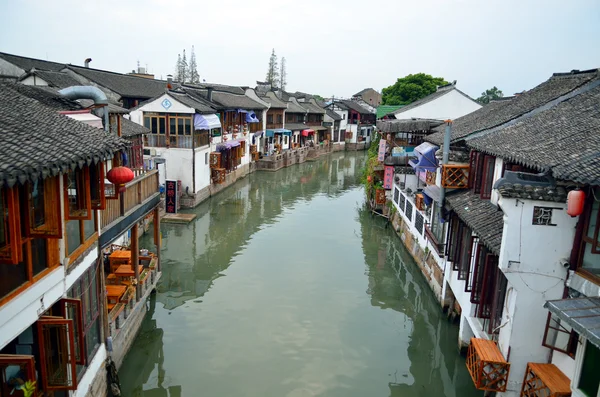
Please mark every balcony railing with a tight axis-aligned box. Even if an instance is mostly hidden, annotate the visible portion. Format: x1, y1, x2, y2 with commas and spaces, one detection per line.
266, 123, 283, 129
441, 164, 470, 189
101, 170, 159, 230
145, 131, 211, 149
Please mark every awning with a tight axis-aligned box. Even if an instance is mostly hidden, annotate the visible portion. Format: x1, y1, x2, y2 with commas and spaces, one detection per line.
237, 109, 248, 113
301, 129, 315, 137
545, 297, 600, 349
246, 111, 260, 123
267, 128, 292, 136
423, 185, 442, 203
253, 131, 264, 138
193, 114, 221, 130
216, 140, 241, 150
409, 144, 438, 172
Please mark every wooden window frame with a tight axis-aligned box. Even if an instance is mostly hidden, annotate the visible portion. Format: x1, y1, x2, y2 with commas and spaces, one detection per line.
64, 212, 98, 265
480, 155, 496, 200
471, 152, 484, 194
477, 254, 499, 319
58, 298, 86, 365
25, 176, 63, 238
469, 244, 488, 298
89, 163, 105, 211
0, 187, 22, 264
488, 271, 508, 334
541, 312, 579, 358
0, 354, 36, 396
64, 167, 92, 220
104, 160, 119, 201
574, 186, 600, 283
459, 236, 477, 282
37, 317, 78, 391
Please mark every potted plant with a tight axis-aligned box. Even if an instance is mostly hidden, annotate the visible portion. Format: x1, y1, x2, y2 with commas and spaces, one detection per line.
375, 181, 386, 205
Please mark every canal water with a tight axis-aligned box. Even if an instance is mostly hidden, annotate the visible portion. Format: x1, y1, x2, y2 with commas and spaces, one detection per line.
119, 153, 479, 397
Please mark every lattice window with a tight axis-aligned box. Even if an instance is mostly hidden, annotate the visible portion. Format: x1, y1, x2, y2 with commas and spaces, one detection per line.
466, 338, 510, 392
532, 207, 557, 226
393, 187, 400, 205
399, 193, 406, 211
415, 212, 424, 235
405, 200, 413, 222
441, 164, 470, 189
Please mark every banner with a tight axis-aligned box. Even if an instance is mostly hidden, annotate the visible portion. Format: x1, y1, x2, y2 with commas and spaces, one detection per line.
165, 179, 178, 214
378, 139, 387, 162
384, 165, 394, 190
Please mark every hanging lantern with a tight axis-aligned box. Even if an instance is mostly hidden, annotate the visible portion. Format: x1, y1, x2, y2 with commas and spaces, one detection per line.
567, 189, 585, 217
107, 166, 135, 192
367, 175, 372, 183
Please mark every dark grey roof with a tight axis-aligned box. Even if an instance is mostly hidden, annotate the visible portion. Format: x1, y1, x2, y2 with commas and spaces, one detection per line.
326, 109, 342, 121
376, 118, 444, 132
301, 101, 326, 114
65, 65, 167, 98
121, 118, 150, 137
284, 123, 309, 131
0, 83, 128, 188
78, 99, 129, 114
446, 190, 504, 254
545, 297, 600, 349
393, 85, 477, 117
21, 70, 81, 88
286, 100, 308, 114
427, 69, 600, 145
353, 88, 374, 97
169, 91, 216, 114
5, 83, 81, 110
260, 92, 288, 109
467, 83, 600, 185
338, 99, 372, 114
184, 83, 245, 95
183, 87, 266, 110
0, 52, 66, 72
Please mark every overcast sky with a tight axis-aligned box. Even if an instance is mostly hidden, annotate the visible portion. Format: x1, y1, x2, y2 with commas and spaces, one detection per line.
1, 0, 599, 99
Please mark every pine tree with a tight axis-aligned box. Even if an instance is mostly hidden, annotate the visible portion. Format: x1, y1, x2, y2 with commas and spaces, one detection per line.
174, 53, 182, 82
189, 46, 200, 84
265, 49, 279, 88
280, 57, 287, 91
181, 49, 189, 83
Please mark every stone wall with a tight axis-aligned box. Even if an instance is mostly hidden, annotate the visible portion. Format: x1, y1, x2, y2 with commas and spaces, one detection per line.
180, 163, 252, 208
83, 364, 107, 397
346, 142, 369, 151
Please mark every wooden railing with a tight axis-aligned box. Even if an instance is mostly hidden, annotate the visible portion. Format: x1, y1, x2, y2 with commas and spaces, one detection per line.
266, 123, 283, 129
100, 170, 159, 230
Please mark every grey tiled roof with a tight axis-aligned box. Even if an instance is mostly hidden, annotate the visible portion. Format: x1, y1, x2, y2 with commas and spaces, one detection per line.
183, 87, 267, 110
66, 65, 168, 98
6, 83, 81, 111
121, 118, 150, 137
338, 99, 373, 114
260, 92, 288, 109
301, 101, 326, 114
353, 88, 373, 97
326, 109, 342, 121
467, 83, 600, 185
286, 100, 308, 114
427, 69, 600, 145
0, 52, 66, 72
169, 92, 216, 114
0, 83, 128, 188
26, 70, 81, 88
446, 190, 504, 255
284, 123, 309, 131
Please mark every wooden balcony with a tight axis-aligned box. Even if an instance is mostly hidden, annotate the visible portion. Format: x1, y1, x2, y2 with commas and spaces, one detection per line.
520, 363, 571, 397
441, 164, 470, 189
99, 170, 160, 248
466, 338, 510, 392
266, 123, 284, 129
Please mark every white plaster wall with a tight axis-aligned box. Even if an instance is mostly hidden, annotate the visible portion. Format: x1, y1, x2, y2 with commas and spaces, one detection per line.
151, 147, 194, 193
490, 158, 505, 206
393, 89, 481, 121
20, 75, 49, 86
136, 93, 195, 114
496, 197, 578, 395
552, 351, 576, 382
0, 58, 24, 78
195, 146, 212, 193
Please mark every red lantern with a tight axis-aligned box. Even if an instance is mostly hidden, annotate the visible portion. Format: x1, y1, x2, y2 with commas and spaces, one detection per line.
567, 189, 585, 217
367, 175, 372, 183
107, 166, 135, 192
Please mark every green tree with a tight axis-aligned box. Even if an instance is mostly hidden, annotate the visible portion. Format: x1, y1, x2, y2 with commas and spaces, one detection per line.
381, 73, 449, 106
477, 86, 504, 104
265, 49, 279, 88
189, 46, 200, 84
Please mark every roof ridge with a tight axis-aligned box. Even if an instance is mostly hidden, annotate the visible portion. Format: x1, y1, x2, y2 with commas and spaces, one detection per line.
550, 68, 599, 79
67, 64, 168, 82
0, 51, 67, 66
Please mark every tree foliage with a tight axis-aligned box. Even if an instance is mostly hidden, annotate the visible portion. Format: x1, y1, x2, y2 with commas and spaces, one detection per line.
279, 56, 287, 91
189, 46, 200, 84
381, 73, 449, 106
265, 49, 280, 88
180, 50, 188, 83
477, 86, 504, 104
174, 53, 182, 82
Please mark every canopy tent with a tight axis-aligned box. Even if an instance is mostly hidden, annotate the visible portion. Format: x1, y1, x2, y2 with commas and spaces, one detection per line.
409, 142, 439, 172
301, 129, 315, 137
216, 140, 241, 150
245, 111, 260, 123
193, 114, 221, 130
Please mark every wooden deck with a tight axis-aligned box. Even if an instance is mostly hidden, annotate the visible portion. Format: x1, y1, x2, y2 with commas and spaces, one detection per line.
162, 213, 197, 224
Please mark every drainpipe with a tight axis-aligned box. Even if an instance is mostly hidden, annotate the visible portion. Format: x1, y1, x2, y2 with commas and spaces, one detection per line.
439, 120, 452, 216
84, 58, 92, 68
59, 86, 109, 132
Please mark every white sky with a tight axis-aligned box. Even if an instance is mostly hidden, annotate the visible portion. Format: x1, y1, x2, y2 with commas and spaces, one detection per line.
1, 0, 599, 99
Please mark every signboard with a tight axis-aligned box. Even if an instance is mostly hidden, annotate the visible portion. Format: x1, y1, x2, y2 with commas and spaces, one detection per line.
377, 139, 387, 162
322, 122, 333, 127
165, 179, 178, 214
384, 166, 394, 190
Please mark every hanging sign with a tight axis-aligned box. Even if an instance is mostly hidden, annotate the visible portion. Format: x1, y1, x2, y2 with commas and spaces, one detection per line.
165, 179, 178, 214
384, 165, 394, 190
378, 139, 387, 162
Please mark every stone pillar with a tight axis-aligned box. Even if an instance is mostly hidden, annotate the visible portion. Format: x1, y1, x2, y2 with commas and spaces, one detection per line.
153, 207, 161, 272
131, 224, 140, 301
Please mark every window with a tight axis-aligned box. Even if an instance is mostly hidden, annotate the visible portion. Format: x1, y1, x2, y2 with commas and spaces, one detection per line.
267, 114, 273, 124
577, 187, 600, 277
277, 114, 283, 124
65, 215, 97, 257
415, 212, 424, 235
89, 162, 105, 211
0, 355, 36, 396
67, 265, 101, 372
0, 187, 21, 264
480, 155, 496, 199
393, 188, 399, 205
144, 114, 167, 147
542, 312, 578, 357
399, 193, 406, 211
477, 255, 499, 320
577, 340, 600, 397
458, 236, 476, 281
168, 114, 193, 148
532, 206, 558, 226
37, 317, 78, 391
64, 167, 92, 220
405, 201, 413, 222
488, 271, 508, 334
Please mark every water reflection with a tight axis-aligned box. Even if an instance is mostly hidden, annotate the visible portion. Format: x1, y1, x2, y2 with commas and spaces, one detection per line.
120, 152, 478, 397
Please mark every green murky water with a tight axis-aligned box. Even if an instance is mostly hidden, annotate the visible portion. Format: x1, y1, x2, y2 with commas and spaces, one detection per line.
119, 153, 479, 397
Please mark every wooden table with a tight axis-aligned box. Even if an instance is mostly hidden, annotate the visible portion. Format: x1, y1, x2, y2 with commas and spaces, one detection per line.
114, 264, 143, 284
106, 285, 127, 304
109, 250, 131, 273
